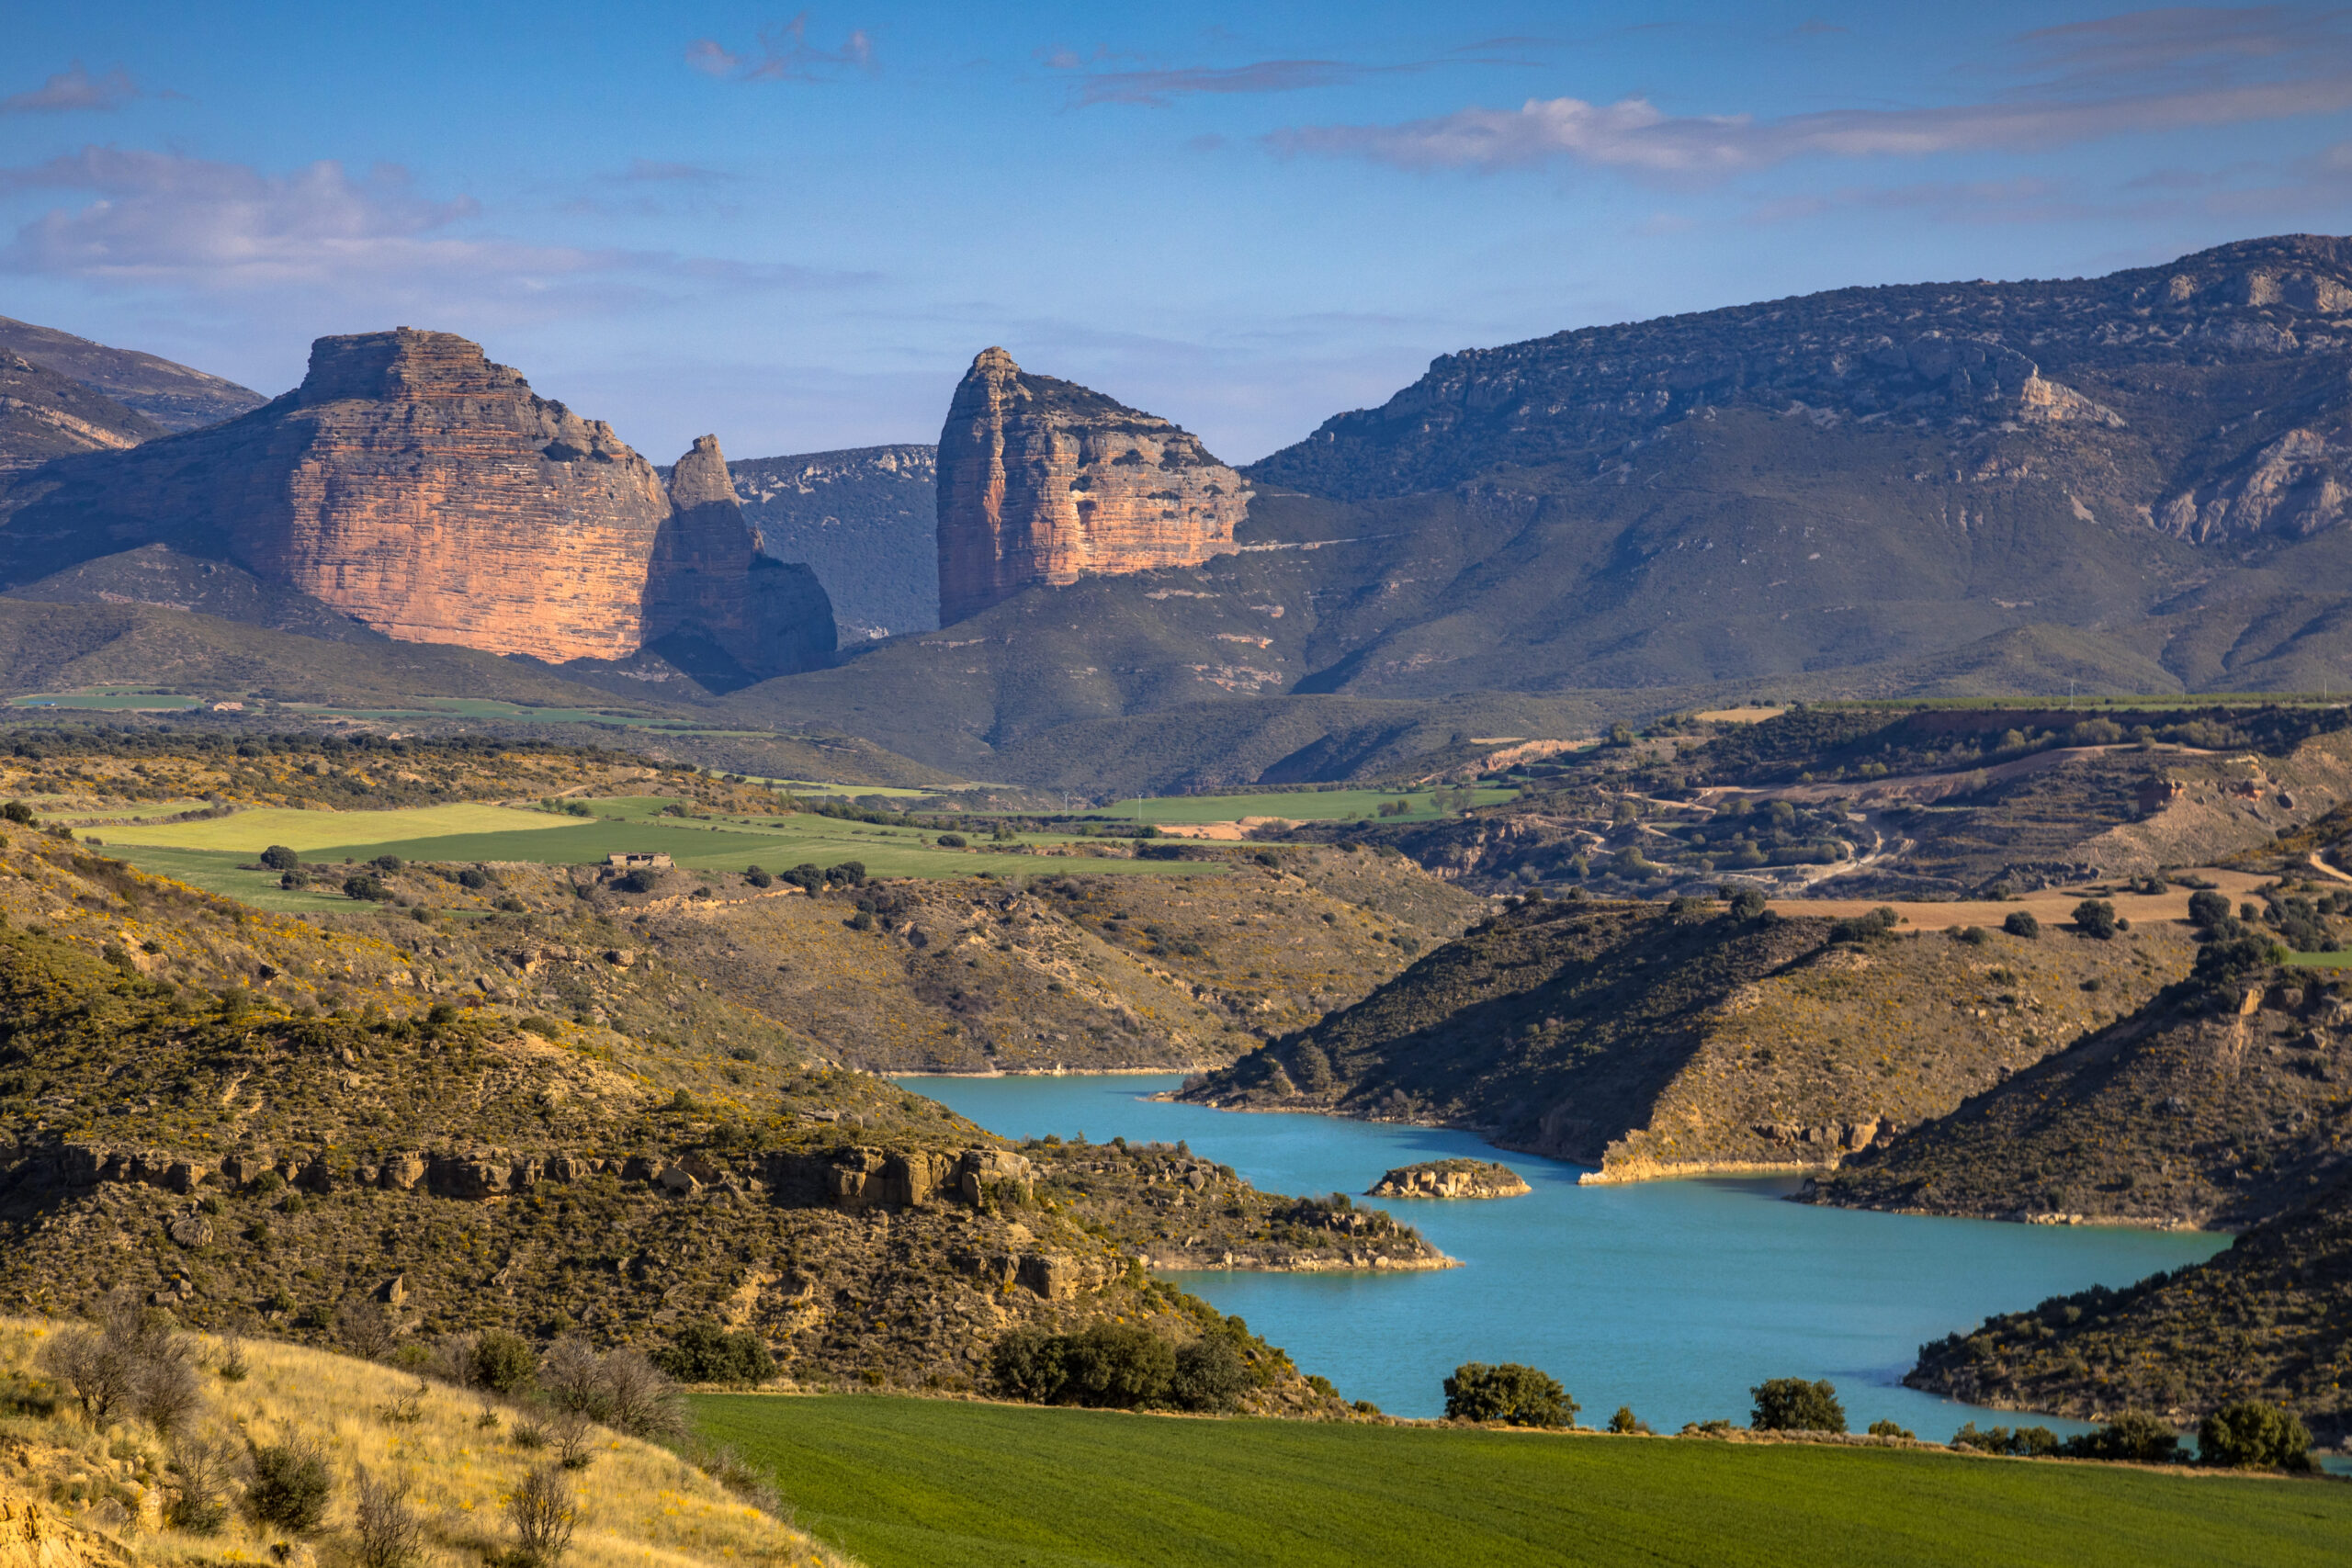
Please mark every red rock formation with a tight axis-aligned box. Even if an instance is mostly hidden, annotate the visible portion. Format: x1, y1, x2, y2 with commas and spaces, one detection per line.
0, 329, 831, 679
934, 347, 1249, 625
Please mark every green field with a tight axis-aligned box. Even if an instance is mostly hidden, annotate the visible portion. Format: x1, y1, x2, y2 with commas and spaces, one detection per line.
688, 1395, 2349, 1568
86, 799, 1223, 904
2281, 949, 2352, 969
1090, 787, 1518, 825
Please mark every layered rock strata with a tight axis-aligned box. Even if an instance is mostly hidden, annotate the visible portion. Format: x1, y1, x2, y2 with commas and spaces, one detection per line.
0, 329, 831, 677
935, 347, 1249, 624
0, 351, 164, 474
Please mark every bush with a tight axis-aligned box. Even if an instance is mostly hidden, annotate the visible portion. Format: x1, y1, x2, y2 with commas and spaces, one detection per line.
2198, 1400, 2312, 1470
344, 874, 391, 902
372, 854, 403, 872
651, 1324, 775, 1387
744, 868, 773, 887
164, 1435, 236, 1534
1608, 1405, 1651, 1434
1829, 906, 1900, 944
505, 1464, 578, 1567
540, 1340, 680, 1438
2187, 888, 2231, 931
245, 1437, 334, 1532
826, 861, 867, 886
1866, 1419, 1914, 1440
457, 867, 492, 890
2072, 898, 2117, 939
1058, 1323, 1177, 1409
0, 800, 34, 825
1749, 1378, 1846, 1433
2059, 1410, 2182, 1463
1951, 1422, 2057, 1457
351, 1467, 424, 1568
1169, 1335, 1251, 1413
1443, 1362, 1576, 1427
260, 844, 300, 871
987, 1327, 1069, 1404
472, 1329, 537, 1394
1727, 888, 1768, 921
2002, 909, 2040, 939
935, 833, 967, 848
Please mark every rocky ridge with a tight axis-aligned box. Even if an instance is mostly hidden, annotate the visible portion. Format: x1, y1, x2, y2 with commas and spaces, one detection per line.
0, 354, 164, 475
0, 330, 830, 680
935, 347, 1249, 625
725, 444, 938, 638
0, 314, 265, 431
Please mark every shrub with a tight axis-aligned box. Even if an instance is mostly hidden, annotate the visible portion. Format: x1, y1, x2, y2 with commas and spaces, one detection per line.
260, 844, 300, 871
1829, 907, 1900, 943
988, 1328, 1069, 1404
245, 1437, 334, 1532
1058, 1323, 1177, 1409
1443, 1362, 1575, 1427
1866, 1419, 1914, 1440
1951, 1422, 2057, 1456
2198, 1400, 2312, 1471
651, 1324, 775, 1387
351, 1467, 424, 1568
537, 1343, 678, 1439
2060, 1410, 2182, 1463
2072, 898, 2117, 939
164, 1435, 236, 1534
1749, 1378, 1846, 1432
826, 861, 867, 886
2187, 888, 2231, 931
1608, 1405, 1651, 1434
935, 833, 967, 848
457, 868, 492, 890
472, 1329, 538, 1394
344, 874, 391, 902
744, 868, 773, 887
2002, 909, 2040, 938
1169, 1335, 1251, 1413
335, 1296, 402, 1360
0, 800, 34, 825
1728, 888, 1768, 921
505, 1465, 578, 1567
371, 854, 403, 872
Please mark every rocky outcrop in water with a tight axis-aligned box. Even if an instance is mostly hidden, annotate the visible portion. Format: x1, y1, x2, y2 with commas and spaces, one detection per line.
0, 330, 831, 680
935, 347, 1249, 625
1367, 1158, 1530, 1199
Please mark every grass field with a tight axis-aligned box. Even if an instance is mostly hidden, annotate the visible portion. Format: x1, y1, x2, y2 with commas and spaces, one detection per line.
1089, 787, 1519, 825
9, 689, 204, 710
689, 1395, 2350, 1568
2281, 949, 2352, 969
85, 799, 1225, 903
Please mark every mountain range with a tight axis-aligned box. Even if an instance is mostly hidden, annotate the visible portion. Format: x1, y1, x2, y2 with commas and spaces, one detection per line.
8, 234, 2352, 789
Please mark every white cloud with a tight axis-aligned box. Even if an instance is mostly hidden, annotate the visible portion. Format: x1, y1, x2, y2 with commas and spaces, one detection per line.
1, 62, 144, 114
1267, 6, 2352, 177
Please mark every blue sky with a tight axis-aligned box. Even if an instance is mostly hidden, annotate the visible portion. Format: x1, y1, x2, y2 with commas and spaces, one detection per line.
6, 3, 2352, 464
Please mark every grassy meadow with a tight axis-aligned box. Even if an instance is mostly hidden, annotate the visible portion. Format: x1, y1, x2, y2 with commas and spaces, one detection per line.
81, 795, 1227, 904
690, 1394, 2351, 1568
1090, 786, 1518, 825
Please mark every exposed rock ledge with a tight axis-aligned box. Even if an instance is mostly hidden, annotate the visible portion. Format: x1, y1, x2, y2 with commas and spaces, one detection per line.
1369, 1158, 1530, 1200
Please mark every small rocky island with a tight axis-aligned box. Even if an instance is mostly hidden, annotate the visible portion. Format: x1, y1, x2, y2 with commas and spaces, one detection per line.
1367, 1159, 1531, 1200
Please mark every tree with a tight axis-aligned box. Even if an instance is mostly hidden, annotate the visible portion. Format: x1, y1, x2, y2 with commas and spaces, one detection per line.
2199, 1401, 2312, 1471
1728, 888, 1768, 921
2187, 889, 2231, 931
2072, 898, 2118, 939
0, 800, 35, 825
1749, 1378, 1846, 1433
652, 1324, 775, 1387
2060, 1411, 2181, 1463
260, 844, 300, 871
1169, 1335, 1251, 1413
2002, 909, 2040, 939
1443, 1362, 1576, 1427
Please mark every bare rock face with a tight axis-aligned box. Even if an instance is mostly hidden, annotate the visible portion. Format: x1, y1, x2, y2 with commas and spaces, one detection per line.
0, 329, 832, 679
934, 347, 1249, 625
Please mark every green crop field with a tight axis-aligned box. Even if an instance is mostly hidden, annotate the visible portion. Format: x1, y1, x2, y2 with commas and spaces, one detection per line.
8, 689, 205, 711
2281, 949, 2352, 969
1089, 787, 1519, 825
688, 1395, 2350, 1568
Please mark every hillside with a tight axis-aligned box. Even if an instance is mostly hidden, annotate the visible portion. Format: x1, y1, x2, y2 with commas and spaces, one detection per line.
1809, 953, 2352, 1229
0, 314, 266, 430
0, 353, 164, 475
1178, 894, 2198, 1179
0, 1319, 842, 1568
0, 823, 1431, 1395
1905, 1166, 2352, 1444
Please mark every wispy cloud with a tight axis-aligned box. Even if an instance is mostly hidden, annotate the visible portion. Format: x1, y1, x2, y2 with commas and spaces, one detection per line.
0, 147, 865, 304
1267, 5, 2352, 177
611, 159, 731, 184
1, 62, 145, 114
1043, 38, 1544, 108
687, 14, 875, 84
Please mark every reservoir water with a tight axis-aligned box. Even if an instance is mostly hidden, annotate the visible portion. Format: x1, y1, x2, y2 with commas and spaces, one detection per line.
904, 1073, 2227, 1435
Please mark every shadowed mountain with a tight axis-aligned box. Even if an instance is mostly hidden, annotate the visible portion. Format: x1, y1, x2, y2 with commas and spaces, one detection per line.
0, 314, 266, 431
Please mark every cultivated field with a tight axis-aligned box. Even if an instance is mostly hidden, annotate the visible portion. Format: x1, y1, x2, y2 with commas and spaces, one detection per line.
1091, 787, 1518, 826
691, 1394, 2350, 1568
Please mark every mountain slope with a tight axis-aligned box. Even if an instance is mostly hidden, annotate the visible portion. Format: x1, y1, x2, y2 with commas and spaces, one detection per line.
0, 352, 164, 474
729, 445, 938, 639
0, 314, 266, 430
1177, 896, 2195, 1178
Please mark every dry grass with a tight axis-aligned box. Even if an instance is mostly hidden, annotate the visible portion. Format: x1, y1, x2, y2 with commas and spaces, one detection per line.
0, 1319, 853, 1568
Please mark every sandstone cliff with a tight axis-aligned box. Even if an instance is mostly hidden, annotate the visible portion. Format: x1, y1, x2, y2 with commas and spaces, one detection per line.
935, 347, 1248, 625
0, 330, 830, 680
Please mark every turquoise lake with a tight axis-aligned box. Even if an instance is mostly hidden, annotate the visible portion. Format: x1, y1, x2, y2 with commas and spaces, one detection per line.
902, 1074, 2228, 1437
